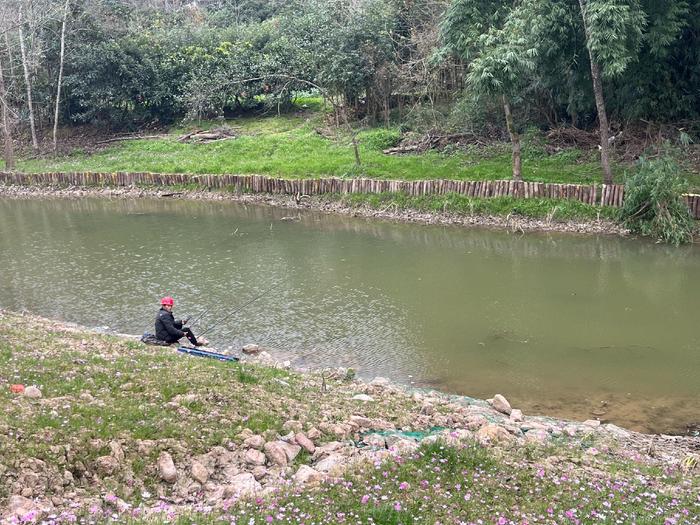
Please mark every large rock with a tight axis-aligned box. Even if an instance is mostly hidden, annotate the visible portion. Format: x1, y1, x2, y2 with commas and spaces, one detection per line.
362, 433, 387, 448
244, 449, 266, 466
6, 495, 36, 519
491, 394, 512, 415
95, 455, 120, 476
349, 415, 373, 428
294, 433, 315, 454
24, 386, 42, 399
475, 424, 514, 445
314, 453, 346, 475
282, 420, 303, 433
509, 409, 523, 422
242, 344, 262, 355
190, 460, 209, 485
158, 452, 178, 483
369, 377, 391, 387
225, 473, 261, 497
243, 435, 266, 450
277, 441, 302, 462
109, 441, 125, 463
352, 394, 374, 402
524, 428, 550, 444
263, 442, 288, 466
293, 465, 323, 485
388, 438, 419, 455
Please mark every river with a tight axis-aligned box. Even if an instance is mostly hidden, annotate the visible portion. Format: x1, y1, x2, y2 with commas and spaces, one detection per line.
1, 196, 698, 434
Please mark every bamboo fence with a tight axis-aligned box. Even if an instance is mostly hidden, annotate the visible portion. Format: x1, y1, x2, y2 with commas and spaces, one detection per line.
1, 171, 698, 219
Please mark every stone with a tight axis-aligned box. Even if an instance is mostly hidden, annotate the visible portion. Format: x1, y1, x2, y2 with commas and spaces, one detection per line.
388, 438, 419, 455
352, 394, 374, 402
24, 386, 42, 399
509, 409, 523, 422
312, 441, 344, 460
583, 419, 601, 428
420, 402, 435, 415
237, 429, 254, 441
491, 394, 512, 415
252, 466, 268, 480
242, 344, 262, 355
369, 377, 391, 387
190, 460, 209, 485
294, 432, 315, 454
263, 442, 288, 466
227, 473, 261, 497
349, 415, 373, 428
464, 414, 489, 430
362, 434, 387, 448
109, 440, 125, 463
603, 424, 631, 439
524, 429, 550, 444
243, 435, 266, 450
475, 424, 514, 445
277, 441, 302, 462
282, 420, 303, 433
314, 453, 346, 475
293, 465, 323, 485
158, 452, 178, 483
307, 427, 322, 440
7, 495, 38, 519
563, 425, 579, 437
95, 455, 120, 476
244, 449, 266, 466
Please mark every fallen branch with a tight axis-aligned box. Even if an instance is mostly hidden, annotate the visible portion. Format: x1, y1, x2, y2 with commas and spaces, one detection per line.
95, 135, 169, 145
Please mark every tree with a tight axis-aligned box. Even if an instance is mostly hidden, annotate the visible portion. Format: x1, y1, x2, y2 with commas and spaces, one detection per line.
576, 0, 645, 184
53, 0, 70, 154
18, 2, 39, 150
442, 0, 537, 180
0, 51, 15, 170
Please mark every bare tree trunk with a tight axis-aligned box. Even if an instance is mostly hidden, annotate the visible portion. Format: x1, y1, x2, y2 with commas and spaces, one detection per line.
19, 4, 39, 151
0, 54, 15, 170
53, 0, 70, 154
503, 95, 522, 181
578, 0, 613, 185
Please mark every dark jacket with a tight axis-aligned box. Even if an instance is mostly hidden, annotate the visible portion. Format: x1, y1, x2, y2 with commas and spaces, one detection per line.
155, 307, 185, 342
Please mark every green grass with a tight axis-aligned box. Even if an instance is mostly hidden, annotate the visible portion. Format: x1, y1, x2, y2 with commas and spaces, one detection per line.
2, 312, 699, 524
13, 111, 623, 185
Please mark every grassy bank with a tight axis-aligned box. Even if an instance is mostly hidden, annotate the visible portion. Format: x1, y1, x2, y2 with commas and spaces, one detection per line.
11, 112, 625, 186
1, 311, 699, 524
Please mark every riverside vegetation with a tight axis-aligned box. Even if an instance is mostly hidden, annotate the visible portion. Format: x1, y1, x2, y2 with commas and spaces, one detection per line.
1, 310, 699, 524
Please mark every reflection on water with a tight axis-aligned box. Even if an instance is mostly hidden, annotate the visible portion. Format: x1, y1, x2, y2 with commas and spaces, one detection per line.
1, 197, 698, 434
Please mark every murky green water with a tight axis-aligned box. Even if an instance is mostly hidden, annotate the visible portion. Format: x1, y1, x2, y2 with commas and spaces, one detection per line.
1, 197, 698, 433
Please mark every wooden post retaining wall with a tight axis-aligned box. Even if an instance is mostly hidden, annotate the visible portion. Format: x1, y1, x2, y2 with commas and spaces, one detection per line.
1, 171, 698, 219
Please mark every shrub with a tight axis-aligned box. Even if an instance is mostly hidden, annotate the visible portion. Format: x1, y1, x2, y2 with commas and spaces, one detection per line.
358, 128, 402, 150
619, 157, 694, 245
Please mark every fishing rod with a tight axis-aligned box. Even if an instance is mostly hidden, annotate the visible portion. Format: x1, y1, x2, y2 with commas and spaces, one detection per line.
197, 286, 274, 337
185, 305, 213, 328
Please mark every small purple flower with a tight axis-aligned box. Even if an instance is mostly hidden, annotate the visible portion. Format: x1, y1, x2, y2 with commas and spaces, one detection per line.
399, 482, 409, 490
393, 502, 402, 511
361, 495, 370, 505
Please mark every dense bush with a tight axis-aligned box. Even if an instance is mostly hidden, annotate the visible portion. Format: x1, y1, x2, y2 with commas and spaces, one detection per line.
618, 157, 695, 245
357, 128, 402, 150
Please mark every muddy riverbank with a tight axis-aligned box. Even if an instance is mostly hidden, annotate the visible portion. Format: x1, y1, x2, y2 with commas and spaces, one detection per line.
0, 183, 629, 237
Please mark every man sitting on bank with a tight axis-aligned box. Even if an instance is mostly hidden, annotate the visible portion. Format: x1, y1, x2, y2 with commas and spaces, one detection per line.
156, 296, 209, 347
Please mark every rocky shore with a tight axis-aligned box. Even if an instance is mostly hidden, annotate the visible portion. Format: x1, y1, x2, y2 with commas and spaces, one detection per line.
0, 183, 629, 237
1, 311, 698, 524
